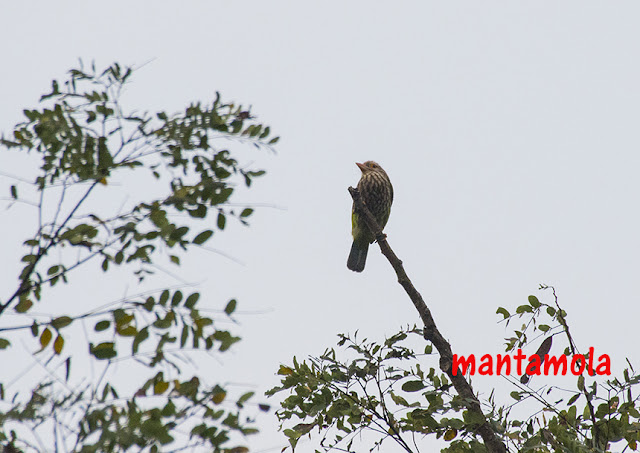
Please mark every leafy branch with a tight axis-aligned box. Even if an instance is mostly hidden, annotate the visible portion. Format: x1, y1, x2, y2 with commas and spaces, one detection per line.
0, 61, 278, 452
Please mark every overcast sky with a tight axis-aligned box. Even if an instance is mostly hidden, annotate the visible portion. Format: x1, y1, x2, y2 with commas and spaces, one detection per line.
2, 2, 640, 452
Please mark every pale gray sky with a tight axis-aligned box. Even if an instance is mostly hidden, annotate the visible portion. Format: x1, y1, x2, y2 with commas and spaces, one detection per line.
2, 2, 640, 452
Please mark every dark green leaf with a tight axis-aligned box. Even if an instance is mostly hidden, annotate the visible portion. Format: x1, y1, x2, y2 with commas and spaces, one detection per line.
51, 316, 73, 329
193, 230, 213, 245
217, 212, 226, 230
133, 327, 149, 354
567, 393, 580, 405
185, 293, 200, 309
225, 299, 237, 315
95, 320, 110, 332
402, 380, 425, 392
91, 342, 117, 360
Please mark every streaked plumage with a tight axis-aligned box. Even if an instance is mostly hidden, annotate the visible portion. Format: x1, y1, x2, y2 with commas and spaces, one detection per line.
347, 161, 393, 272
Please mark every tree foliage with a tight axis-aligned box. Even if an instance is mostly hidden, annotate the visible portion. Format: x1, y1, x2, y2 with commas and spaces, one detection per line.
0, 62, 278, 452
270, 286, 640, 452
269, 193, 640, 453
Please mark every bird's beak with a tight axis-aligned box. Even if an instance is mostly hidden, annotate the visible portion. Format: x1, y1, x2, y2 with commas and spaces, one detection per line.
356, 162, 367, 173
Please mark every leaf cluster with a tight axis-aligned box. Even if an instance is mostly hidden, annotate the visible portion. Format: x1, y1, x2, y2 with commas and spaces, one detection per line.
271, 286, 640, 453
268, 328, 494, 452
495, 286, 640, 452
0, 61, 277, 452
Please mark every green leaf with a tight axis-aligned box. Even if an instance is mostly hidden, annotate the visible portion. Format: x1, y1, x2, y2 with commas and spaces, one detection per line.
51, 316, 73, 329
117, 326, 137, 337
144, 296, 155, 311
185, 292, 200, 309
402, 380, 425, 392
390, 392, 411, 407
516, 305, 533, 314
0, 338, 10, 349
180, 325, 189, 347
225, 299, 237, 315
133, 327, 149, 354
496, 307, 510, 319
193, 230, 213, 245
95, 320, 110, 332
240, 208, 253, 218
171, 291, 183, 306
47, 265, 60, 276
528, 295, 541, 308
567, 393, 580, 405
10, 185, 17, 199
217, 212, 226, 230
91, 342, 117, 360
463, 410, 486, 426
21, 254, 37, 264
189, 204, 207, 218
15, 298, 33, 313
237, 391, 254, 408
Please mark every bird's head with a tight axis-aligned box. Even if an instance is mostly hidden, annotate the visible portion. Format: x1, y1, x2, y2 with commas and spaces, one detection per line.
356, 161, 384, 174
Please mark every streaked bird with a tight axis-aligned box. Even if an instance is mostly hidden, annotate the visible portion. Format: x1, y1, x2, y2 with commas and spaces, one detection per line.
347, 161, 393, 272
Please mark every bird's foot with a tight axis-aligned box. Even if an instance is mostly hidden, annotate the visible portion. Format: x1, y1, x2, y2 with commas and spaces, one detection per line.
374, 232, 387, 243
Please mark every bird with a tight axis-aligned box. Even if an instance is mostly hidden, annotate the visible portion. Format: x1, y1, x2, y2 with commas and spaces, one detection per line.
347, 161, 393, 272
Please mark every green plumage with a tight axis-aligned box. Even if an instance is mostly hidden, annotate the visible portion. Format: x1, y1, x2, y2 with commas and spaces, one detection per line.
347, 161, 393, 272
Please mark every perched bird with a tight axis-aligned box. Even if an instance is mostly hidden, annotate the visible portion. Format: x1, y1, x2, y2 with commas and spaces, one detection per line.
347, 161, 394, 272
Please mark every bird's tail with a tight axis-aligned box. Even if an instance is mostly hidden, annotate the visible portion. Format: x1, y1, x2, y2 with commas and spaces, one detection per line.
347, 241, 369, 272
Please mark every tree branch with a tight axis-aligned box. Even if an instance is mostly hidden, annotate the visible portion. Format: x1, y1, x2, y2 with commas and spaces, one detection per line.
349, 186, 507, 453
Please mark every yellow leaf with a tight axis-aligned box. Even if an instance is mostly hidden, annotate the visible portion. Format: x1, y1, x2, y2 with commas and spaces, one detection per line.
15, 298, 33, 313
40, 328, 52, 349
53, 335, 64, 354
99, 177, 107, 185
212, 391, 227, 404
278, 365, 293, 376
154, 380, 169, 395
444, 429, 457, 441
